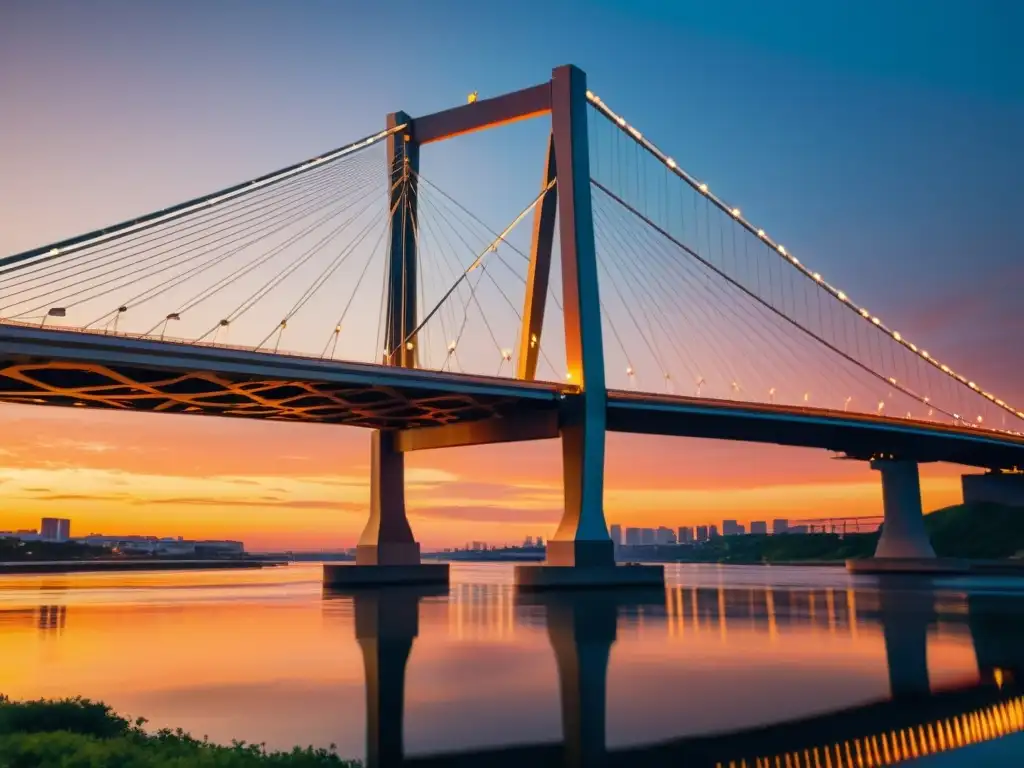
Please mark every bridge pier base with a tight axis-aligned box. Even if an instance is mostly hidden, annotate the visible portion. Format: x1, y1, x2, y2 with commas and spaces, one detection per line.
848, 459, 941, 574
323, 431, 448, 588
871, 459, 936, 560
515, 413, 663, 590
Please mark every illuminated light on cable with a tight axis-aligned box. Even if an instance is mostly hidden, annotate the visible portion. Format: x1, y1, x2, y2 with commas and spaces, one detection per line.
699, 182, 708, 194
49, 248, 60, 256
803, 391, 810, 402
769, 387, 777, 401
837, 291, 847, 301
628, 126, 643, 140
731, 208, 741, 218
860, 308, 870, 318
877, 401, 885, 413
667, 158, 677, 168
501, 348, 513, 361
586, 90, 594, 99
757, 229, 765, 238
447, 340, 457, 353
969, 381, 979, 390
922, 350, 930, 359
888, 377, 897, 385
626, 365, 634, 376
333, 325, 341, 334
941, 364, 950, 372
872, 316, 881, 325
664, 372, 671, 380
978, 415, 984, 424
405, 341, 414, 351
909, 343, 918, 352
893, 331, 902, 341
777, 244, 787, 255
997, 399, 1006, 407
813, 272, 822, 282
924, 396, 930, 403
617, 116, 626, 127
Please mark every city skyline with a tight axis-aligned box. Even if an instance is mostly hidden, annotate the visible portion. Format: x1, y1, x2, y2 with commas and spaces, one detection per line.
1, 1, 1021, 549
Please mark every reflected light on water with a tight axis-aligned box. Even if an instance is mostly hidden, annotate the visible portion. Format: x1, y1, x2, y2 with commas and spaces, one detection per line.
1, 563, 1023, 766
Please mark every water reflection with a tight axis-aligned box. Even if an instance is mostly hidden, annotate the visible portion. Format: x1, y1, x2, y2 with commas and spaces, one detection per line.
3, 566, 1024, 765
326, 578, 1024, 767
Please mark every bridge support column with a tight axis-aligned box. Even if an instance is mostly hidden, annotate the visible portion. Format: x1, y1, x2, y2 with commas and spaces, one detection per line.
516, 65, 662, 590
871, 459, 936, 560
323, 431, 448, 587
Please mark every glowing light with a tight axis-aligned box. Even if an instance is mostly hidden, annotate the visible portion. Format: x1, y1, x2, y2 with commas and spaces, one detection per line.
872, 316, 881, 325
922, 350, 930, 359
447, 340, 457, 353
837, 291, 847, 301
566, 372, 573, 380
699, 182, 708, 194
924, 396, 930, 403
978, 415, 984, 423
878, 401, 885, 413
893, 331, 901, 341
467, 91, 479, 104
617, 116, 626, 127
731, 207, 741, 217
501, 348, 513, 361
667, 158, 677, 168
889, 377, 897, 385
777, 245, 786, 255
628, 126, 643, 140
969, 381, 978, 390
626, 365, 634, 376
860, 308, 870, 318
48, 248, 60, 256
791, 256, 800, 265
405, 341, 414, 350
813, 272, 822, 281
585, 90, 594, 99
334, 325, 341, 334
941, 364, 950, 372
757, 229, 765, 238
803, 392, 810, 402
910, 343, 917, 352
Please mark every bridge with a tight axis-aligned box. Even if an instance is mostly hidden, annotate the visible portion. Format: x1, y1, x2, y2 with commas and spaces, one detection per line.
326, 582, 1024, 767
3, 65, 1023, 586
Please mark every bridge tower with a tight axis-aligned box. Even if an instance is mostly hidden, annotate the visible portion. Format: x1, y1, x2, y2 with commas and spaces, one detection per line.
327, 65, 662, 589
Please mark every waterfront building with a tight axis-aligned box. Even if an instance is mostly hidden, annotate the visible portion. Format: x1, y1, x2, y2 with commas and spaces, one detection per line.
695, 525, 708, 542
609, 525, 622, 547
750, 521, 768, 535
723, 520, 741, 536
772, 519, 790, 534
40, 518, 70, 542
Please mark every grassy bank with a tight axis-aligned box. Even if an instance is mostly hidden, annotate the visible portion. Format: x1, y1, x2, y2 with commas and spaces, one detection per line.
0, 696, 357, 767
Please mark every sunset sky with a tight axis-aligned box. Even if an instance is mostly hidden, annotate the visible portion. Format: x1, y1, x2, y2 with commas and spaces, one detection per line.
1, 1, 1021, 550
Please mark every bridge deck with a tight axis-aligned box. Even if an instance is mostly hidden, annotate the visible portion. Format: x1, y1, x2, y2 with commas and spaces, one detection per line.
1, 323, 1022, 468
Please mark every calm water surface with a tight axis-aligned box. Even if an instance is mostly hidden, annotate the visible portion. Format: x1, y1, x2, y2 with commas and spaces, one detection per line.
2, 563, 1024, 766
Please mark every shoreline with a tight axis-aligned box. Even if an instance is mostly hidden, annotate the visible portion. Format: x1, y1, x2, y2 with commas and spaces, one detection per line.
0, 558, 288, 575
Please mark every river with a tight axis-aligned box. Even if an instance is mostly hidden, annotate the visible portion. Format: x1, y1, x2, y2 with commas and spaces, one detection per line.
2, 562, 1023, 765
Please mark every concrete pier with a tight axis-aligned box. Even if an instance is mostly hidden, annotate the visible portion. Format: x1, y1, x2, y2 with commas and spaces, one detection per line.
847, 459, 939, 574
323, 431, 449, 588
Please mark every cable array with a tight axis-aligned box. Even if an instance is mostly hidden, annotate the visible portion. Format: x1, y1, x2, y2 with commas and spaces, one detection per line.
586, 101, 1022, 434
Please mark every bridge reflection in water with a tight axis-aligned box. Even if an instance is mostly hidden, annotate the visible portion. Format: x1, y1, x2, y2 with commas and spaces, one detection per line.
324, 581, 1024, 767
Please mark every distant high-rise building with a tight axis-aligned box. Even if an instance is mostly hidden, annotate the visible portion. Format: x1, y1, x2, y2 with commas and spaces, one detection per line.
625, 528, 642, 545
709, 525, 719, 538
722, 519, 741, 536
750, 520, 768, 535
40, 518, 70, 543
655, 526, 675, 545
524, 535, 534, 548
606, 524, 622, 548
536, 536, 544, 547
772, 519, 790, 535
695, 525, 708, 542
640, 528, 656, 545
677, 526, 693, 544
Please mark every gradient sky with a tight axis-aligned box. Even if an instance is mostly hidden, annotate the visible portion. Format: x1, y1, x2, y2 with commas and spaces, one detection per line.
1, 1, 1022, 549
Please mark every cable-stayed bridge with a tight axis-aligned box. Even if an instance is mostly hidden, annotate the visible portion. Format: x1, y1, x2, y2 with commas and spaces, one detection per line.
2, 65, 1022, 586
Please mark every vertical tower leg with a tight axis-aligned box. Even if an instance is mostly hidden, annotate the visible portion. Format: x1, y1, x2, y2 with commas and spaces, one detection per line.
384, 111, 419, 369
872, 459, 937, 559
517, 133, 557, 381
515, 65, 662, 589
